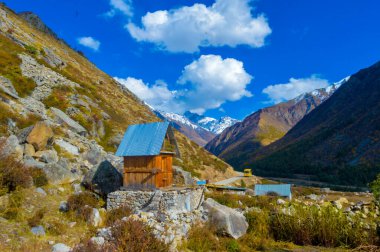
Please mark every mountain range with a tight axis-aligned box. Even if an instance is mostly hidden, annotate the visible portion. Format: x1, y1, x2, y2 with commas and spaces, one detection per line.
154, 110, 239, 146
205, 80, 345, 166
249, 62, 380, 186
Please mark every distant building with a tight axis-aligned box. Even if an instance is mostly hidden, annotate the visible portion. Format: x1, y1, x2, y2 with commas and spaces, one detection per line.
116, 121, 180, 189
254, 184, 292, 199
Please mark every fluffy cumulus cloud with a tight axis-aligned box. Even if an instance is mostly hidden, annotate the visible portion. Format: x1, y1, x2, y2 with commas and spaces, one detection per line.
116, 55, 252, 114
105, 0, 133, 18
178, 55, 252, 114
114, 77, 177, 109
126, 0, 271, 53
77, 37, 101, 51
262, 75, 329, 103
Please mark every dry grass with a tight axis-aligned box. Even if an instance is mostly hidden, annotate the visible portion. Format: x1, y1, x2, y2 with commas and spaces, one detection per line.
0, 33, 36, 97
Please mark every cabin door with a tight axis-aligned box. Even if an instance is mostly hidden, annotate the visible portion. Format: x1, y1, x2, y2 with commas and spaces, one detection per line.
161, 156, 173, 187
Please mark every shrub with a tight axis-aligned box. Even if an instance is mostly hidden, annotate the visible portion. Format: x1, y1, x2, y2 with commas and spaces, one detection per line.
369, 174, 380, 202
226, 239, 240, 252
270, 204, 377, 248
30, 168, 48, 187
110, 219, 168, 252
105, 205, 132, 226
25, 45, 38, 55
67, 192, 100, 219
0, 141, 32, 195
183, 223, 219, 252
27, 208, 45, 227
46, 220, 67, 236
1, 190, 24, 220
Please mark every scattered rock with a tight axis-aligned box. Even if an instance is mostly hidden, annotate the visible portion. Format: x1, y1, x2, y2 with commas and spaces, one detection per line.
55, 139, 79, 156
245, 188, 255, 196
42, 158, 78, 183
90, 236, 105, 246
306, 194, 318, 201
36, 187, 47, 196
51, 243, 71, 252
23, 155, 46, 169
0, 76, 19, 98
17, 126, 34, 144
277, 199, 286, 205
202, 198, 248, 239
26, 121, 53, 151
72, 183, 82, 194
97, 227, 113, 241
42, 47, 66, 69
24, 143, 35, 157
3, 135, 23, 160
31, 225, 45, 236
173, 166, 194, 185
59, 201, 68, 212
332, 201, 343, 210
34, 150, 58, 163
89, 208, 102, 227
82, 160, 122, 196
83, 144, 105, 165
50, 107, 87, 136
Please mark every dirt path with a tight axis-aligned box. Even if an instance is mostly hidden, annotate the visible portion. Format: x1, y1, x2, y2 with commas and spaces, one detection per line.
214, 172, 244, 185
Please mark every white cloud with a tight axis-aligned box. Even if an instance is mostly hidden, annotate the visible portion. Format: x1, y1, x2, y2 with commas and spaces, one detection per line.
126, 0, 271, 53
262, 75, 329, 103
77, 37, 101, 51
114, 77, 182, 112
105, 0, 133, 18
116, 55, 253, 114
178, 55, 252, 114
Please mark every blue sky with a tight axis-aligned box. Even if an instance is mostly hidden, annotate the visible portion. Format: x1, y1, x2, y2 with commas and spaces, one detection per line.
6, 0, 380, 120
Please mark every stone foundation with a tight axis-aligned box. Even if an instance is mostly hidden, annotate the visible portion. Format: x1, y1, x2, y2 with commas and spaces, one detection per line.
107, 187, 204, 213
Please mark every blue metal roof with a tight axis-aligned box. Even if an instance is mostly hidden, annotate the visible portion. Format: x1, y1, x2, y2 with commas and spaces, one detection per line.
254, 184, 292, 197
115, 121, 170, 157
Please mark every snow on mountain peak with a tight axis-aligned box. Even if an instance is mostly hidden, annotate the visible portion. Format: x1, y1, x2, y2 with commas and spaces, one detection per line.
294, 76, 350, 103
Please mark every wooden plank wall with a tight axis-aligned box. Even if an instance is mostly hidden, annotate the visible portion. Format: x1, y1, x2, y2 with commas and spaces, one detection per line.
123, 154, 173, 188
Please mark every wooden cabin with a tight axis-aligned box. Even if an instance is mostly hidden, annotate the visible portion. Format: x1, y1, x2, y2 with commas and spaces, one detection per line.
115, 122, 180, 189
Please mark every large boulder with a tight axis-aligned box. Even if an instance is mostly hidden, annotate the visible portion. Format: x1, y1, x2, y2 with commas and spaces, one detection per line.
202, 198, 248, 239
26, 121, 53, 151
55, 139, 79, 156
82, 160, 122, 196
42, 158, 78, 183
2, 135, 23, 160
83, 144, 105, 165
50, 107, 87, 136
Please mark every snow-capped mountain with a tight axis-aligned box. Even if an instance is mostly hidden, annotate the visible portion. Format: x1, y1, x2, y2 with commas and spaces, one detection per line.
294, 76, 350, 103
153, 110, 240, 146
184, 111, 240, 135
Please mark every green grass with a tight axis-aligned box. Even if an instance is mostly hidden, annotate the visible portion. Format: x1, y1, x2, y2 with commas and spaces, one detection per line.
0, 34, 36, 97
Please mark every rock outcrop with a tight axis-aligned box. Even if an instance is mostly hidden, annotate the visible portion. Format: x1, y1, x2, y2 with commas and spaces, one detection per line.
26, 121, 53, 151
83, 160, 123, 196
202, 198, 248, 239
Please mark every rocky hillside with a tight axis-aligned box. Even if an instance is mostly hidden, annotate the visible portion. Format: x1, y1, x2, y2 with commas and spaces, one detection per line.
0, 4, 234, 182
250, 62, 380, 186
205, 82, 343, 169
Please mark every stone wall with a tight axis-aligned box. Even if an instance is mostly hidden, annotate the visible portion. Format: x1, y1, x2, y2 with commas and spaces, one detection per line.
107, 187, 204, 213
